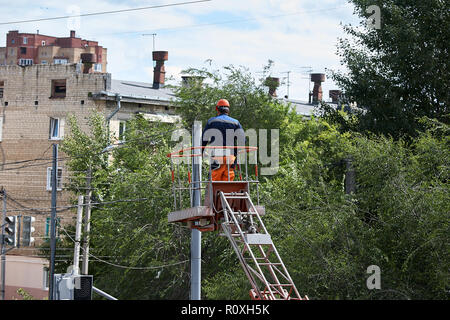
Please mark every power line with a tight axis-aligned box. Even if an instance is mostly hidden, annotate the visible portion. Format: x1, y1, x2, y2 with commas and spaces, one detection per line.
4, 195, 171, 213
0, 128, 178, 169
0, 157, 53, 167
0, 160, 55, 171
133, 4, 349, 36
59, 227, 189, 270
0, 0, 212, 26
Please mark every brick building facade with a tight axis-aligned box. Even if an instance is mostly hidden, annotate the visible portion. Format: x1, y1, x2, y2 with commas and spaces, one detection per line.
0, 30, 107, 72
0, 35, 177, 298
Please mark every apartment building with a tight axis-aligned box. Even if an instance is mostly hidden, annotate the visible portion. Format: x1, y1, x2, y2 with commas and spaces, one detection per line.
0, 30, 107, 72
0, 31, 177, 299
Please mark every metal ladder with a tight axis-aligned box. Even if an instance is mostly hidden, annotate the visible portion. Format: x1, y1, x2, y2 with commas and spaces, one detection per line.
219, 191, 308, 300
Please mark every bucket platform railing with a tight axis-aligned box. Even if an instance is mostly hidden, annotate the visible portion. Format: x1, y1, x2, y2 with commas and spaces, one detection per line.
167, 146, 260, 232
167, 146, 308, 300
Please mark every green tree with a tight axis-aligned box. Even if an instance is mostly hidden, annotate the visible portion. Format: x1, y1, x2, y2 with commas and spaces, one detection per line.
48, 112, 192, 299
330, 0, 450, 138
52, 65, 448, 300
173, 64, 291, 130
262, 116, 449, 299
349, 122, 449, 299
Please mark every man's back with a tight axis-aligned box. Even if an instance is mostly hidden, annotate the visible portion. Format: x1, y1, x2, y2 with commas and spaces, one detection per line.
202, 114, 243, 148
201, 99, 244, 181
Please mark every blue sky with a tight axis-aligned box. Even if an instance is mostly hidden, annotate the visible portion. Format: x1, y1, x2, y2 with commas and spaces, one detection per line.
0, 0, 361, 101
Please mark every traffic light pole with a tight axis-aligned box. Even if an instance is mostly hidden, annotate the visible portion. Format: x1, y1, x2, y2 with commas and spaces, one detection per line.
48, 144, 58, 300
1, 188, 6, 300
0, 189, 13, 300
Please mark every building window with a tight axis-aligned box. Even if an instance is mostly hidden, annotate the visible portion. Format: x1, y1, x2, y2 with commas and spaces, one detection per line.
18, 59, 33, 66
94, 63, 102, 72
54, 58, 68, 65
23, 37, 28, 44
20, 47, 26, 54
0, 116, 3, 142
43, 267, 49, 290
119, 120, 126, 141
49, 117, 65, 140
42, 40, 46, 46
51, 79, 66, 98
49, 118, 59, 139
46, 167, 63, 191
11, 39, 15, 44
0, 80, 4, 98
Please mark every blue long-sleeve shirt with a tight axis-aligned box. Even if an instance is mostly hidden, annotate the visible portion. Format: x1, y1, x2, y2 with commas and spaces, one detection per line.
202, 114, 245, 157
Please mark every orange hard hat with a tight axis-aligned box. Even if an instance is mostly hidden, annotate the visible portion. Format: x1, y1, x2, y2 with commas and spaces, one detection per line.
216, 99, 230, 107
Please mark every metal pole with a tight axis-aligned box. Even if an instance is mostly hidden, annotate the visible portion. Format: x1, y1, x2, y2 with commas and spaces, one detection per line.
152, 33, 157, 51
16, 215, 21, 248
93, 286, 118, 300
1, 189, 6, 300
73, 195, 84, 275
49, 143, 58, 300
282, 71, 291, 98
190, 121, 202, 300
82, 167, 92, 275
287, 71, 290, 98
344, 157, 356, 194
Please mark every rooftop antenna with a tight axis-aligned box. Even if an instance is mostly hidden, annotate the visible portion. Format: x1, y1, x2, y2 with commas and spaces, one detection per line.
281, 71, 291, 99
299, 66, 313, 100
142, 33, 157, 66
142, 33, 157, 50
150, 33, 157, 51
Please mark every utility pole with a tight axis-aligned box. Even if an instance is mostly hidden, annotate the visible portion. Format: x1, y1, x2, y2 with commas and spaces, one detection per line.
48, 143, 58, 300
1, 188, 6, 300
190, 121, 202, 300
344, 157, 356, 194
73, 195, 84, 275
81, 167, 92, 275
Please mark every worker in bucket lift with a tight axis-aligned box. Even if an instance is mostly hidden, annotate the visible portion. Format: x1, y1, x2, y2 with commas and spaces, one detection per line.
202, 99, 245, 181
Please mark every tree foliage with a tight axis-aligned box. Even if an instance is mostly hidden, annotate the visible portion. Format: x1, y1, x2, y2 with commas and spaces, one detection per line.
264, 116, 449, 299
50, 63, 449, 300
329, 0, 450, 138
173, 64, 291, 130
